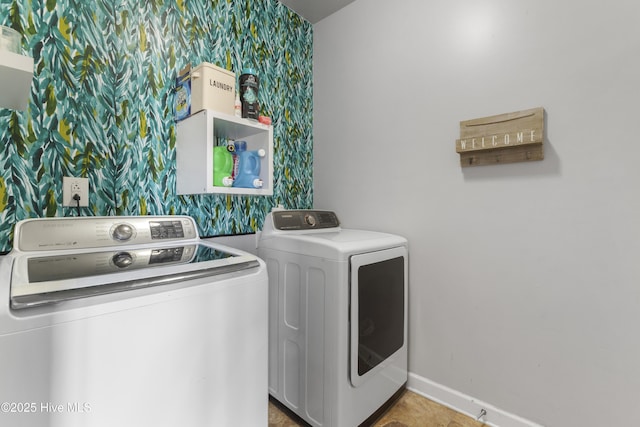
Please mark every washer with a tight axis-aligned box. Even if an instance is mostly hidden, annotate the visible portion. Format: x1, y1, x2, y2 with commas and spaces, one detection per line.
0, 215, 267, 427
258, 209, 408, 427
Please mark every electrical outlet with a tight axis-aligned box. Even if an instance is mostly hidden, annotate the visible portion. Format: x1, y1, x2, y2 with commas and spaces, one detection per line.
63, 177, 89, 207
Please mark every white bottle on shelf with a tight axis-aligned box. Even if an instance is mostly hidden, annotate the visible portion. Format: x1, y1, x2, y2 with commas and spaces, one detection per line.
234, 91, 242, 117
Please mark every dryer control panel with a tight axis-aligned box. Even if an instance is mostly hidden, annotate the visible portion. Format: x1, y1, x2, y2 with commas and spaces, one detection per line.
271, 210, 340, 231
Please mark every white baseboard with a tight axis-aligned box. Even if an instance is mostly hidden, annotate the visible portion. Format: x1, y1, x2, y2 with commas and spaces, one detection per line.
407, 372, 544, 427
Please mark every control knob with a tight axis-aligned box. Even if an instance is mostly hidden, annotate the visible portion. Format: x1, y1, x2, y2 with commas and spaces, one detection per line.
112, 252, 133, 268
304, 214, 316, 227
112, 223, 134, 241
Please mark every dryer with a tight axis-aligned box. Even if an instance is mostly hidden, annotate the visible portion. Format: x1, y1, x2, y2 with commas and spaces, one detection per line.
258, 209, 408, 427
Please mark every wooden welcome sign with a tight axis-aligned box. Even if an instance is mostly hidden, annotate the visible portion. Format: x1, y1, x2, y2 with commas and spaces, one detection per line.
455, 107, 544, 167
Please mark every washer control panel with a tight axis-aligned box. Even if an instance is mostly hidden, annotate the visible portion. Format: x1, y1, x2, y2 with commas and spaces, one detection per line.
15, 216, 199, 252
271, 210, 340, 231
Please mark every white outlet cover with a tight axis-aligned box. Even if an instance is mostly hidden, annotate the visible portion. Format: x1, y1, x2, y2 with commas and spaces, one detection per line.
63, 176, 89, 207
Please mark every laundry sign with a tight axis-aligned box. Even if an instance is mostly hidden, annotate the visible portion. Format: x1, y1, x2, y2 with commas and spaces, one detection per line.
455, 107, 544, 167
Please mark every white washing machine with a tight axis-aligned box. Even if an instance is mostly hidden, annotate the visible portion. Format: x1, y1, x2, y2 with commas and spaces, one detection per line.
258, 209, 408, 427
0, 215, 268, 427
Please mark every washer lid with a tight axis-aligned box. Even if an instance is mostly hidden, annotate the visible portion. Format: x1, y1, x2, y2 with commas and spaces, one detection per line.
9, 242, 260, 309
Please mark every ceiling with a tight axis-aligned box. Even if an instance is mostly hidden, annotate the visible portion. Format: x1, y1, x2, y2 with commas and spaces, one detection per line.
278, 0, 356, 24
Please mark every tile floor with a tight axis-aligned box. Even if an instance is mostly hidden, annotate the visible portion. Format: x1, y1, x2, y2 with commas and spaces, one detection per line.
268, 390, 487, 427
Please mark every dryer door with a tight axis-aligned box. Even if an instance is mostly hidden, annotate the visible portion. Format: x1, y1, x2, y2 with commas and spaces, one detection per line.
349, 245, 407, 387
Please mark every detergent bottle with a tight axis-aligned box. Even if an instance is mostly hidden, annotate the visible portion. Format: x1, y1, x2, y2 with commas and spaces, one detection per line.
229, 140, 246, 182
232, 148, 266, 188
239, 68, 259, 120
213, 146, 234, 187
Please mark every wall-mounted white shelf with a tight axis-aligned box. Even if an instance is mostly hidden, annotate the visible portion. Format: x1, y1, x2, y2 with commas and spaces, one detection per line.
176, 109, 274, 196
0, 50, 33, 111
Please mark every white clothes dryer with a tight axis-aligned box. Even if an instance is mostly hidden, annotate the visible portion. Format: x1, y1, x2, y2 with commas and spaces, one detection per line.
258, 209, 408, 427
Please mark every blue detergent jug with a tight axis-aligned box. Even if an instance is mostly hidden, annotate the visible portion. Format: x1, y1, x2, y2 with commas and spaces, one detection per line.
232, 149, 266, 188
230, 140, 246, 182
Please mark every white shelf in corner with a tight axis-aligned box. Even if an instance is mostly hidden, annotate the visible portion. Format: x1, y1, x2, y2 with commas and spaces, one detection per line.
176, 109, 274, 196
0, 50, 33, 111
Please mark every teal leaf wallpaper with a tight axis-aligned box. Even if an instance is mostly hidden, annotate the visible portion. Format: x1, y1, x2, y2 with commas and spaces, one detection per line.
0, 0, 313, 252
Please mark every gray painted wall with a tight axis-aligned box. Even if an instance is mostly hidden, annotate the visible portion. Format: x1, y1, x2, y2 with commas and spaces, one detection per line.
313, 0, 640, 425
